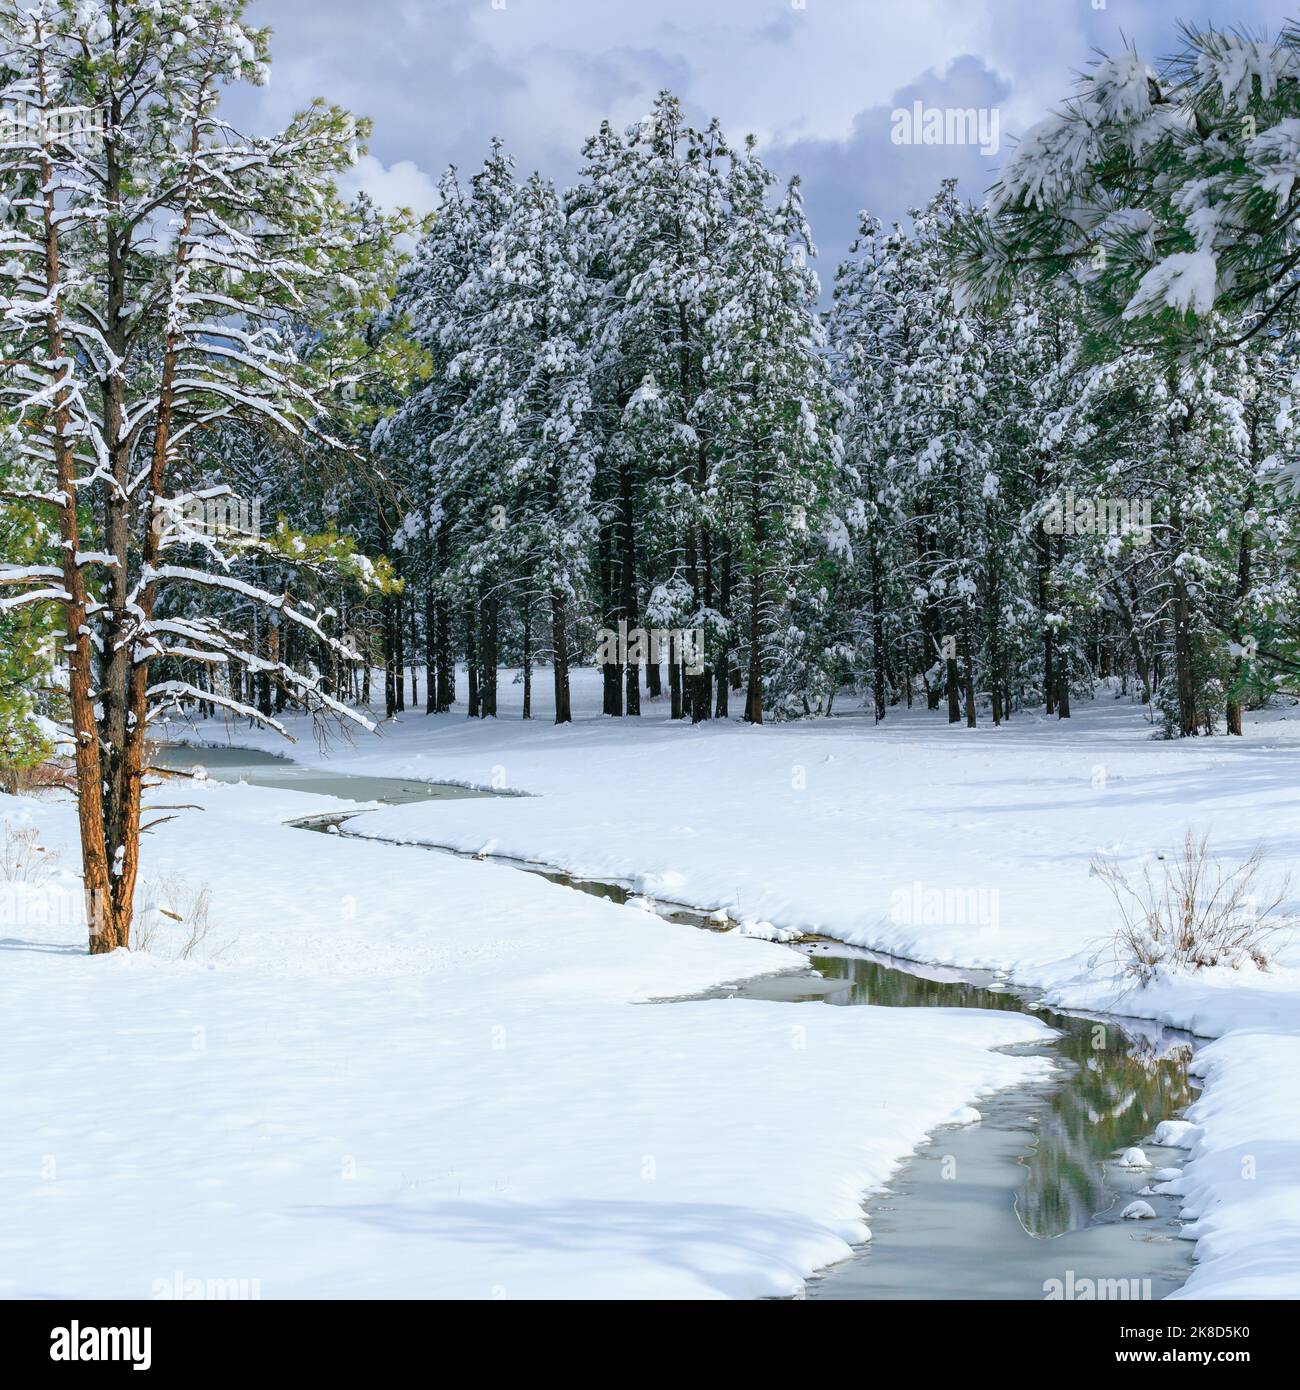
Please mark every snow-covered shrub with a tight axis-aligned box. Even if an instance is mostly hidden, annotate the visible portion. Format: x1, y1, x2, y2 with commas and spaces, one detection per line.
1093, 832, 1291, 982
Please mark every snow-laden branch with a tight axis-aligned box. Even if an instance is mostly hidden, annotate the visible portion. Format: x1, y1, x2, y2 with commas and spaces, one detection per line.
0, 586, 72, 611
135, 565, 363, 661
146, 682, 291, 737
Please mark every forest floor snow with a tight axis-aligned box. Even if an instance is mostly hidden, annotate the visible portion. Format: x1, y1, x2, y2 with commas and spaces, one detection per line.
4, 671, 1299, 1296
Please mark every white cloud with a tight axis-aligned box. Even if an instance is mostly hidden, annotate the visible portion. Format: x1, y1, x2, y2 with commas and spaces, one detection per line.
341, 154, 439, 218
237, 0, 1281, 283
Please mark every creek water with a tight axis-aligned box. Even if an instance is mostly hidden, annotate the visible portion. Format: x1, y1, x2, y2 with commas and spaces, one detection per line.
154, 742, 1198, 1300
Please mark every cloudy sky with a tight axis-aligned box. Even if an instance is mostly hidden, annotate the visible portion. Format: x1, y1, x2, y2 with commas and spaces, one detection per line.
233, 0, 1281, 281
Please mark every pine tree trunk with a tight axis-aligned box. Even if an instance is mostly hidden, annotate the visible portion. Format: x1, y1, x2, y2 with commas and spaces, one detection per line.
963, 621, 977, 728
713, 645, 729, 719
394, 566, 406, 713
1117, 577, 1153, 704
481, 586, 498, 718
465, 600, 479, 718
1036, 490, 1055, 715
694, 523, 713, 723
522, 600, 532, 721
424, 576, 436, 715
52, 404, 113, 951
258, 611, 274, 719
550, 590, 571, 725
743, 570, 763, 725
714, 541, 731, 719
599, 521, 622, 716
620, 462, 641, 716
436, 593, 454, 710
1226, 694, 1243, 736
1227, 481, 1254, 736
409, 583, 419, 711
382, 595, 396, 719
435, 525, 454, 711
742, 476, 764, 724
1172, 573, 1196, 736
1057, 657, 1071, 719
870, 548, 887, 723
272, 618, 285, 714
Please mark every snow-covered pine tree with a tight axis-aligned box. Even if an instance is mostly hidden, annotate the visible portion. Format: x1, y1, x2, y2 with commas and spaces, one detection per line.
997, 287, 1089, 720
0, 0, 379, 951
375, 164, 480, 715
1048, 348, 1261, 735
954, 24, 1300, 354
446, 167, 598, 724
378, 142, 538, 721
848, 187, 996, 723
711, 150, 837, 722
828, 213, 909, 721
1220, 340, 1300, 728
572, 93, 732, 721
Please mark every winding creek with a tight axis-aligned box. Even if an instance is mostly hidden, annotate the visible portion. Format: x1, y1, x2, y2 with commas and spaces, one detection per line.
154, 742, 1200, 1300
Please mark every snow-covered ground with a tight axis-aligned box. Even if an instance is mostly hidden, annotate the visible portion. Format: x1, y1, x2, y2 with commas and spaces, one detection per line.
0, 775, 1051, 1299
4, 669, 1298, 1297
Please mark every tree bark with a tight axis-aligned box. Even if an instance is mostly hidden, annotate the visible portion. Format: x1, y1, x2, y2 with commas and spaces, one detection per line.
870, 546, 887, 723
620, 461, 641, 716
1227, 478, 1255, 736
962, 620, 977, 728
551, 591, 571, 724
522, 599, 532, 720
382, 595, 396, 719
599, 520, 622, 716
424, 574, 436, 715
465, 601, 479, 718
479, 581, 498, 718
743, 570, 763, 725
435, 524, 454, 711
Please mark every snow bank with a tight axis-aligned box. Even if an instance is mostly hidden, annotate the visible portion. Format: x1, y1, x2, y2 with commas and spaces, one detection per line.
1168, 1032, 1300, 1300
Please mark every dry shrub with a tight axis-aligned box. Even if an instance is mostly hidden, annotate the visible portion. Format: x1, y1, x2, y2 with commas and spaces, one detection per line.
0, 759, 77, 797
1093, 831, 1291, 983
134, 874, 213, 961
0, 821, 58, 884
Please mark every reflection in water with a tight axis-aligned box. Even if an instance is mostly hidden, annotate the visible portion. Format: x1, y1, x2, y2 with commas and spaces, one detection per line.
805, 947, 1195, 1239
800, 950, 1201, 1245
